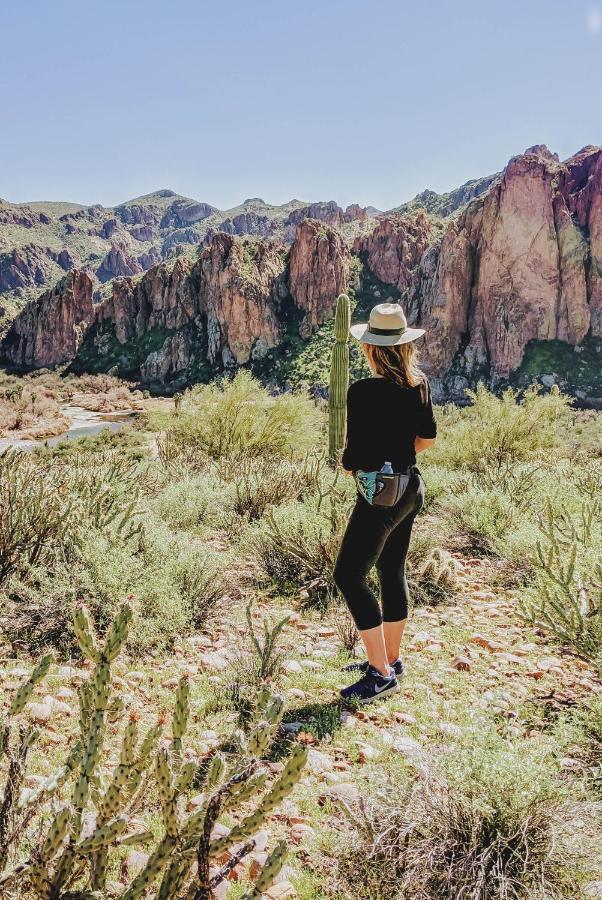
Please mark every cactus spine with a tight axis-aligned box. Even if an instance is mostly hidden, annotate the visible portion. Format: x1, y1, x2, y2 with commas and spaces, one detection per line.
329, 292, 351, 462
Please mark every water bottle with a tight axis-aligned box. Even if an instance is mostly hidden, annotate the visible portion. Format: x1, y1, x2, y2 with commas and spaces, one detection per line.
380, 460, 394, 475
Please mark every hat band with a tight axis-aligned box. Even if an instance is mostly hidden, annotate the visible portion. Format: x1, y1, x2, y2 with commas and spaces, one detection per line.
368, 324, 406, 336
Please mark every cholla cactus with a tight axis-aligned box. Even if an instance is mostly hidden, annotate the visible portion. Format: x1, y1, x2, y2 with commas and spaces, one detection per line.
520, 497, 602, 665
329, 292, 351, 463
0, 652, 53, 872
0, 600, 307, 899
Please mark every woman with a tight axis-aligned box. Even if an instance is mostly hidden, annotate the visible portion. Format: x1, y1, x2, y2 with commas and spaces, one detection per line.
333, 301, 437, 703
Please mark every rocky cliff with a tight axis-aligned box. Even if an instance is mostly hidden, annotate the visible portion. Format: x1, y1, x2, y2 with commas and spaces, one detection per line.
1, 145, 600, 400
404, 144, 601, 399
353, 211, 440, 292
1, 270, 94, 368
289, 220, 349, 333
38, 221, 347, 386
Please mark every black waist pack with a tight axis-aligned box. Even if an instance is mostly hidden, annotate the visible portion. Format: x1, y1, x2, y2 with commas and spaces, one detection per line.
355, 468, 412, 508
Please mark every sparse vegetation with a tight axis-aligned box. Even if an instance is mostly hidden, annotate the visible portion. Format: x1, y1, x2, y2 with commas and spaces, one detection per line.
0, 375, 599, 898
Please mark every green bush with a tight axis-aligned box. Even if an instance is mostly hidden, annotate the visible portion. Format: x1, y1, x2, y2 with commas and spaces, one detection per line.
430, 384, 571, 474
418, 463, 452, 510
153, 472, 229, 531
246, 488, 351, 600
231, 456, 307, 520
152, 371, 323, 464
0, 511, 227, 654
0, 452, 74, 586
446, 483, 518, 553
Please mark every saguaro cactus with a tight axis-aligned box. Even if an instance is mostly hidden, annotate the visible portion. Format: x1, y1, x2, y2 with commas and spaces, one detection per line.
329, 292, 351, 463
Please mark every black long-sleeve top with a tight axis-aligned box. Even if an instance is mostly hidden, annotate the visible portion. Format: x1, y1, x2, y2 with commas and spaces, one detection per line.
341, 376, 437, 473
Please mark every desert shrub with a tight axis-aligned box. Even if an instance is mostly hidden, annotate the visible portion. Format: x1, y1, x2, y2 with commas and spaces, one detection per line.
246, 485, 351, 601
446, 484, 518, 553
116, 518, 228, 650
226, 449, 335, 521
520, 498, 602, 666
35, 425, 149, 461
335, 604, 360, 655
65, 371, 135, 396
337, 730, 587, 899
563, 409, 602, 458
564, 454, 602, 499
153, 471, 230, 530
153, 371, 323, 464
553, 697, 602, 795
419, 463, 453, 509
231, 456, 307, 519
430, 384, 571, 474
406, 528, 442, 568
50, 448, 143, 533
0, 380, 67, 438
2, 530, 226, 654
452, 462, 545, 510
0, 564, 91, 655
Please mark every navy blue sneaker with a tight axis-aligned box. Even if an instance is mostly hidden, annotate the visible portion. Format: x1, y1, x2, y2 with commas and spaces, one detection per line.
344, 657, 405, 678
340, 665, 399, 704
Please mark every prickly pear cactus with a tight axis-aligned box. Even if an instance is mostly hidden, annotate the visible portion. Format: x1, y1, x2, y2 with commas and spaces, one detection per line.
329, 292, 351, 463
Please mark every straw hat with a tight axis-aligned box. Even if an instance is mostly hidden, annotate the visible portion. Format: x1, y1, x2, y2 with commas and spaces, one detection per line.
350, 301, 425, 346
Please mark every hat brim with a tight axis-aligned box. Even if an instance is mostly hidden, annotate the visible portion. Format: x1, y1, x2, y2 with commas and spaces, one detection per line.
349, 323, 425, 346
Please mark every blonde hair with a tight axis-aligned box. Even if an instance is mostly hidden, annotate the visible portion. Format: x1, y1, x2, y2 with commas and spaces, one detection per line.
362, 341, 425, 393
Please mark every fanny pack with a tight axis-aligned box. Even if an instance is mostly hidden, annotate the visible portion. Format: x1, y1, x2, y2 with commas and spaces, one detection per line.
355, 465, 415, 508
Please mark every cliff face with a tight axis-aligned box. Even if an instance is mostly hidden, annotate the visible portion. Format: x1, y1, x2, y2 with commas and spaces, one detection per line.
0, 188, 375, 321
353, 211, 438, 292
1, 271, 94, 368
402, 145, 601, 397
1, 145, 600, 399
289, 220, 349, 333
95, 235, 287, 376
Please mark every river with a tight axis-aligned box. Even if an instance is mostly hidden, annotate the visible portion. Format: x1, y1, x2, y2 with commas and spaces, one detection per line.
0, 405, 139, 453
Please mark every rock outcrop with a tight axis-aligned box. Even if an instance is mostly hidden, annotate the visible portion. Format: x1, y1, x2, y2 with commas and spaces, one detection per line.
1, 271, 94, 368
159, 199, 216, 228
93, 233, 286, 378
289, 220, 349, 333
218, 212, 273, 237
0, 201, 51, 228
353, 211, 437, 292
0, 246, 57, 292
285, 201, 373, 229
196, 234, 284, 365
402, 145, 601, 396
96, 245, 143, 282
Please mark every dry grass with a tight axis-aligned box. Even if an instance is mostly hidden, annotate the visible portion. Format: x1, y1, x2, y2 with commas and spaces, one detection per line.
0, 382, 67, 438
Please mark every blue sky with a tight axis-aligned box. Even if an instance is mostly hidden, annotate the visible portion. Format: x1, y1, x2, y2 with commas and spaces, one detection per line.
1, 0, 601, 210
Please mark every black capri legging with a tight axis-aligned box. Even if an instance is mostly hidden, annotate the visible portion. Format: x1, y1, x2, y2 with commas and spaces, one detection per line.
333, 473, 424, 631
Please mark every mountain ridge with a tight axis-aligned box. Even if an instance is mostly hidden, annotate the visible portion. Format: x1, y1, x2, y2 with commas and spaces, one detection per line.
2, 143, 601, 403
